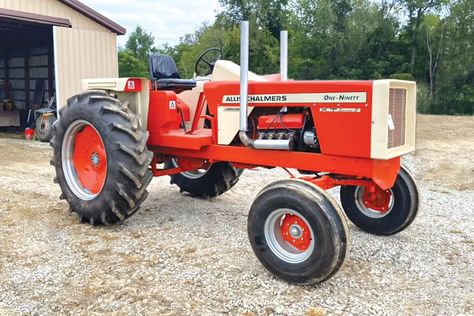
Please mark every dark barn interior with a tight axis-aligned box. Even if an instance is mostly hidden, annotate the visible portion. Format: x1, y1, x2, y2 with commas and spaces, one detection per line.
0, 17, 55, 129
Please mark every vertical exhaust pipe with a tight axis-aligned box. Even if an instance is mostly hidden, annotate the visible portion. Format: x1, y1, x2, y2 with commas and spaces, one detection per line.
279, 30, 289, 113
280, 30, 288, 82
239, 21, 254, 147
238, 21, 293, 151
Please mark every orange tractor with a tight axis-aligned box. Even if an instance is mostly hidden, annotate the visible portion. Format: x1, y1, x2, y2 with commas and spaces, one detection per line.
51, 22, 419, 284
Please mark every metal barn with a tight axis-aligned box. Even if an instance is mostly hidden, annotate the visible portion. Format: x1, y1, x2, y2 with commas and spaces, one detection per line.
0, 0, 125, 127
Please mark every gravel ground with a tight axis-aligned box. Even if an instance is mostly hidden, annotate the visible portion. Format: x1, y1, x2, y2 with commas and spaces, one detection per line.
0, 115, 473, 315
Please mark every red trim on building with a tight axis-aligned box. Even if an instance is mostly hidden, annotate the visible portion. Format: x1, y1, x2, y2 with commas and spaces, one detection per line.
59, 0, 126, 35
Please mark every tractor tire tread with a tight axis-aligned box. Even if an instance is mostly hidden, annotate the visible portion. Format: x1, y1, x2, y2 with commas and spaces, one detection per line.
118, 142, 150, 165
101, 105, 133, 122
118, 163, 143, 189
51, 91, 153, 225
127, 190, 149, 216
134, 172, 153, 200
115, 183, 136, 209
66, 90, 105, 107
166, 161, 242, 199
110, 122, 141, 141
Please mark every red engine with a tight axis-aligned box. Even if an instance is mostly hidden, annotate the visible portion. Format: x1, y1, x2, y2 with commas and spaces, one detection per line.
255, 112, 319, 152
257, 113, 305, 130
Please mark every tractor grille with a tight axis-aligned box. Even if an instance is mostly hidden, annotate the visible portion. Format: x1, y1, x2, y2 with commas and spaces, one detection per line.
388, 88, 406, 149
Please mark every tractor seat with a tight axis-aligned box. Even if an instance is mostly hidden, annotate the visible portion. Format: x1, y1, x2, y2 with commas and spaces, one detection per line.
149, 54, 196, 93
155, 79, 196, 94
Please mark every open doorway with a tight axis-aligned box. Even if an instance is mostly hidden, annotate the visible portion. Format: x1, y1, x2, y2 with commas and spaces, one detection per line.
0, 18, 55, 133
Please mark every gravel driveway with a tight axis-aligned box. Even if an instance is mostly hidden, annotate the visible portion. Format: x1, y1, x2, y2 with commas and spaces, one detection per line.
0, 115, 473, 315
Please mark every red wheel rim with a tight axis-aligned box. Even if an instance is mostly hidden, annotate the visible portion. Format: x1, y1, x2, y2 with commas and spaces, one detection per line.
280, 214, 312, 251
361, 186, 392, 213
72, 125, 107, 195
265, 209, 315, 263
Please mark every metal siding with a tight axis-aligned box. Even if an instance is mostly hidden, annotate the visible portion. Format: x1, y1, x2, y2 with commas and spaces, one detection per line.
0, 0, 110, 32
54, 27, 118, 106
0, 0, 120, 107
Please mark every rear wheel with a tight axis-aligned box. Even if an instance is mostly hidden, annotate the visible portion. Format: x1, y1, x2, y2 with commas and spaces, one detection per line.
51, 91, 153, 225
165, 160, 242, 198
340, 166, 419, 235
248, 180, 349, 284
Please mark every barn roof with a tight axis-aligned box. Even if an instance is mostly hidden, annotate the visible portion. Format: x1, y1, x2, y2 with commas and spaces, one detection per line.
59, 0, 126, 35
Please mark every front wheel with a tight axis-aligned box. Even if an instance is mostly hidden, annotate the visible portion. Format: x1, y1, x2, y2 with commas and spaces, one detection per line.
248, 180, 349, 285
340, 166, 419, 235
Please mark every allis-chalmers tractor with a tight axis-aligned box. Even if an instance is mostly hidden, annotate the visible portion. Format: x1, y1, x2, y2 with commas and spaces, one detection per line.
51, 22, 419, 284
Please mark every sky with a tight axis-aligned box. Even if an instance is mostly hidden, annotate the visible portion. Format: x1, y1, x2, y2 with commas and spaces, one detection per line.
80, 0, 221, 48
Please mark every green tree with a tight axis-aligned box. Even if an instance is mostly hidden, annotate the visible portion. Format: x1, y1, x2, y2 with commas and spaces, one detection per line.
433, 0, 474, 114
125, 25, 155, 63
400, 0, 444, 74
118, 25, 156, 77
118, 49, 149, 78
422, 14, 445, 101
218, 0, 289, 38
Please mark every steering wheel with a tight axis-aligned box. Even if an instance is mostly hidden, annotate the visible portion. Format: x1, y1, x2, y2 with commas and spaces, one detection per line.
195, 48, 222, 77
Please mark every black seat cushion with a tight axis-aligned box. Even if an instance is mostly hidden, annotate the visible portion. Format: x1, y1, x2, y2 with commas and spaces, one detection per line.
149, 54, 196, 92
156, 79, 196, 93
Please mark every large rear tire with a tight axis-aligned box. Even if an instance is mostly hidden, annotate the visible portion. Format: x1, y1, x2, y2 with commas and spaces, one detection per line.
165, 160, 242, 198
51, 91, 153, 225
248, 180, 349, 284
339, 166, 419, 235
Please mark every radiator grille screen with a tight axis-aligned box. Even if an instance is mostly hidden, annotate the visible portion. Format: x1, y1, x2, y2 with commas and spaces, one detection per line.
388, 88, 406, 148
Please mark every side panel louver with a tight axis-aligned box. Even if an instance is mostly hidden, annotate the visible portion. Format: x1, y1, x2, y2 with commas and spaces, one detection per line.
388, 88, 406, 149
371, 80, 416, 159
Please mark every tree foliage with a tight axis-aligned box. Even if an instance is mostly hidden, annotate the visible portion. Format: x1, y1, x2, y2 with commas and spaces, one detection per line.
118, 26, 155, 78
118, 1, 473, 114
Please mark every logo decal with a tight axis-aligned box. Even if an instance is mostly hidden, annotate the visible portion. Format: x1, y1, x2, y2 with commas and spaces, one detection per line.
169, 101, 176, 110
222, 92, 367, 104
127, 80, 135, 90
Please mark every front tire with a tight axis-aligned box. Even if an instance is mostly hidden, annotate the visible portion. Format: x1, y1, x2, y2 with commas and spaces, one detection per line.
248, 180, 349, 284
51, 91, 153, 225
340, 166, 419, 235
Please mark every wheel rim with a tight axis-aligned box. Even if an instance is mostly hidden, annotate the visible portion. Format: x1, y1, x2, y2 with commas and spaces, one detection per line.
61, 120, 107, 201
354, 186, 394, 218
40, 121, 48, 133
171, 158, 210, 179
37, 117, 51, 137
264, 209, 315, 264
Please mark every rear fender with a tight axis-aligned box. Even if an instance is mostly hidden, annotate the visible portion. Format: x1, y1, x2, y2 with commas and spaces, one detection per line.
81, 78, 150, 129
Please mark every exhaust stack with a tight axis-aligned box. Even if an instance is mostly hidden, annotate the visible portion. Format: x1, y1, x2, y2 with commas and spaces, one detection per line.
238, 21, 253, 147
238, 22, 293, 151
280, 30, 288, 81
